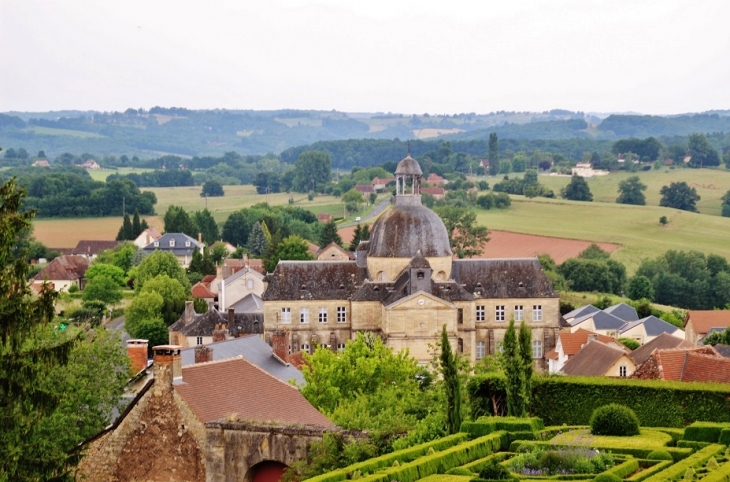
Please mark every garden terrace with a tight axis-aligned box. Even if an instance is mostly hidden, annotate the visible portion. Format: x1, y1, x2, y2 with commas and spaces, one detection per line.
304, 417, 730, 482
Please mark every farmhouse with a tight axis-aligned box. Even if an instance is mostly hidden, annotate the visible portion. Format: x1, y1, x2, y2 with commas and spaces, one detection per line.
684, 310, 730, 345
545, 328, 620, 374
31, 254, 90, 292
262, 154, 561, 367
561, 339, 635, 378
142, 232, 204, 268
71, 240, 120, 259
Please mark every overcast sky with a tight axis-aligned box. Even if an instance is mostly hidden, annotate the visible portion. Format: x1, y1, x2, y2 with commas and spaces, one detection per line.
1, 0, 729, 115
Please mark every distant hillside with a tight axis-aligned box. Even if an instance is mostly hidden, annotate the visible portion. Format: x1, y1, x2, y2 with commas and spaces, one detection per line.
2, 107, 730, 158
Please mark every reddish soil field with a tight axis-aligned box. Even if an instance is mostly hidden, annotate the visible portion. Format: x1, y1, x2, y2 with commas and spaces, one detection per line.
339, 227, 619, 263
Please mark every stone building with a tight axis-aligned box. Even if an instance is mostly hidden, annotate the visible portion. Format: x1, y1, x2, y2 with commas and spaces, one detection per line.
262, 154, 560, 367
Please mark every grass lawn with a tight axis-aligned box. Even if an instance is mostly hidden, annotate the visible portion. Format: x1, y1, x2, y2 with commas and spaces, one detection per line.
550, 428, 673, 450
476, 196, 730, 273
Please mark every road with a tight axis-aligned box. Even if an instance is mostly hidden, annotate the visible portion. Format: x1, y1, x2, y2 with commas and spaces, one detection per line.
342, 197, 390, 227
106, 315, 130, 344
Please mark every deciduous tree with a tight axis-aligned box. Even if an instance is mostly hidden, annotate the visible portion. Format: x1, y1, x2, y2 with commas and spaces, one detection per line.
201, 179, 224, 197
616, 176, 647, 205
659, 181, 700, 212
292, 151, 331, 192
435, 206, 490, 258
561, 175, 593, 201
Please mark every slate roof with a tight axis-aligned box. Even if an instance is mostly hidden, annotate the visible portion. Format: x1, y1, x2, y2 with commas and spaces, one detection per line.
629, 332, 693, 366
262, 261, 365, 301
558, 329, 616, 357
451, 258, 557, 299
571, 311, 626, 331
317, 242, 356, 260
714, 344, 730, 358
620, 316, 680, 337
32, 255, 90, 282
169, 308, 263, 337
174, 357, 335, 426
685, 310, 730, 334
180, 335, 305, 386
71, 240, 120, 256
604, 303, 639, 322
367, 200, 453, 258
142, 232, 203, 256
395, 155, 423, 176
230, 293, 264, 313
563, 305, 600, 321
561, 340, 630, 376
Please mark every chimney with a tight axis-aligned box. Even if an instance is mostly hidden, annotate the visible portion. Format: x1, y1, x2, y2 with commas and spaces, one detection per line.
228, 308, 235, 328
183, 301, 196, 325
198, 232, 202, 244
272, 331, 288, 362
212, 323, 227, 343
587, 334, 598, 342
127, 339, 149, 373
152, 345, 183, 385
194, 345, 213, 363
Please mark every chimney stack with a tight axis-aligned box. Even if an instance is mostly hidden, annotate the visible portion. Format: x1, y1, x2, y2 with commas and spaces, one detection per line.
228, 308, 235, 328
194, 345, 213, 363
212, 323, 227, 343
183, 301, 196, 325
272, 331, 288, 362
127, 339, 149, 373
198, 232, 202, 244
153, 345, 183, 385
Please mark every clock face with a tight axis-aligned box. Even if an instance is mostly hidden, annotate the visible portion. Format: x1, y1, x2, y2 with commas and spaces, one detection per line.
418, 298, 425, 306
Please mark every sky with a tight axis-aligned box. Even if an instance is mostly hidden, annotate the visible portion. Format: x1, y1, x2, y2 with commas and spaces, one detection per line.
1, 0, 729, 116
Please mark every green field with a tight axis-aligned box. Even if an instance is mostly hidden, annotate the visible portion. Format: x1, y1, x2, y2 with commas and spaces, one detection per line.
86, 167, 155, 182
477, 195, 730, 273
23, 126, 106, 138
520, 167, 730, 216
142, 185, 362, 223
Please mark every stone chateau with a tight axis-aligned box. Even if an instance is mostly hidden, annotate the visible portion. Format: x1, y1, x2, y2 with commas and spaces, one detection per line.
263, 154, 561, 367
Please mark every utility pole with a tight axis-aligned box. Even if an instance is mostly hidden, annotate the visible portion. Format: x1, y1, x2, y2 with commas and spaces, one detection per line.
205, 194, 208, 210
122, 196, 125, 216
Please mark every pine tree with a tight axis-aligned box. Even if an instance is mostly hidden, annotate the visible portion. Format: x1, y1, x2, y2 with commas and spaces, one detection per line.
318, 220, 342, 248
247, 221, 269, 256
1, 178, 79, 478
349, 223, 363, 251
188, 247, 204, 275
488, 132, 500, 176
116, 213, 134, 241
132, 209, 142, 237
362, 224, 370, 240
440, 325, 462, 434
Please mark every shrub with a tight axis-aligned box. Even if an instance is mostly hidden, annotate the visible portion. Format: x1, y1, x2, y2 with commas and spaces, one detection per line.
683, 422, 728, 443
590, 404, 640, 436
646, 450, 673, 461
593, 473, 621, 482
478, 458, 512, 480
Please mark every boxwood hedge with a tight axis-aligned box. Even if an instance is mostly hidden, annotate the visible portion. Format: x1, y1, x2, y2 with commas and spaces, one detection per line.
468, 374, 730, 427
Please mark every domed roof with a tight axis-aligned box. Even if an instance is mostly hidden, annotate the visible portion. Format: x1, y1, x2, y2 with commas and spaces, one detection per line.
367, 202, 452, 258
395, 155, 423, 176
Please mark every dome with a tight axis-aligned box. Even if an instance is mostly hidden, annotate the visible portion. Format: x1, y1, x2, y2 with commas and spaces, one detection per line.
367, 202, 452, 258
395, 155, 423, 176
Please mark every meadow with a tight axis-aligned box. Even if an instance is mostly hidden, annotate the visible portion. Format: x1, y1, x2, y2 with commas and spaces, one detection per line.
86, 167, 154, 182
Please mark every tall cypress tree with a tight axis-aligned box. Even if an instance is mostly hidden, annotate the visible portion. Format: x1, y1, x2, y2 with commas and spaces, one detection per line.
349, 224, 363, 251
488, 132, 500, 176
247, 221, 269, 256
440, 325, 462, 434
502, 319, 523, 416
116, 213, 134, 241
517, 321, 533, 414
132, 209, 142, 237
318, 220, 342, 248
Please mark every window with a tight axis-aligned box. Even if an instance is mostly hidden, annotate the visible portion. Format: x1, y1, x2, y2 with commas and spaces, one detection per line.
300, 308, 309, 324
514, 305, 524, 322
196, 336, 203, 346
337, 306, 346, 323
619, 365, 628, 377
318, 307, 328, 323
476, 305, 485, 322
457, 308, 463, 324
476, 341, 486, 360
153, 241, 159, 247
532, 305, 542, 322
246, 279, 254, 289
301, 344, 310, 354
185, 241, 191, 247
417, 271, 424, 280
169, 239, 175, 247
337, 343, 346, 351
495, 305, 505, 322
532, 340, 543, 359
281, 307, 291, 324
457, 338, 464, 353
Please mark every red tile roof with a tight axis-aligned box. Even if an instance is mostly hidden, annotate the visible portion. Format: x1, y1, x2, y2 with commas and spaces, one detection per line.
175, 357, 334, 427
559, 329, 615, 356
72, 240, 120, 256
200, 274, 217, 286
191, 282, 215, 299
354, 184, 375, 194
421, 187, 445, 196
654, 347, 730, 383
686, 310, 730, 334
32, 255, 89, 282
561, 340, 630, 376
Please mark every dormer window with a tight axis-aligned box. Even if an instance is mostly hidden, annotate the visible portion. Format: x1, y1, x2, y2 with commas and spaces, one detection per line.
518, 281, 524, 288
185, 241, 191, 247
153, 241, 159, 247
169, 240, 175, 247
417, 271, 424, 280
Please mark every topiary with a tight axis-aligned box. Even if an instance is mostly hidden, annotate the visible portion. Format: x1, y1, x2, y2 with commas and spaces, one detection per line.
590, 403, 640, 436
646, 450, 673, 461
593, 474, 622, 482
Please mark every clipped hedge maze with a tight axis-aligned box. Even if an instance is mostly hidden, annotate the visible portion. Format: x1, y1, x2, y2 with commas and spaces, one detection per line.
305, 418, 730, 482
